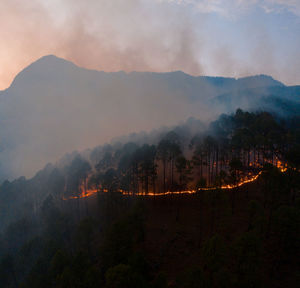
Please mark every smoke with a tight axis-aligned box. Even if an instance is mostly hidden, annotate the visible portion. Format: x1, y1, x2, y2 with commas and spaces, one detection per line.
0, 0, 209, 180
0, 54, 218, 180
0, 0, 205, 90
1, 0, 300, 89
0, 0, 299, 180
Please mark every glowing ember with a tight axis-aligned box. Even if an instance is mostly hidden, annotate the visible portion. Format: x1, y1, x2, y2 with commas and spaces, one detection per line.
276, 160, 288, 172
63, 189, 98, 200
63, 158, 293, 201
63, 170, 267, 200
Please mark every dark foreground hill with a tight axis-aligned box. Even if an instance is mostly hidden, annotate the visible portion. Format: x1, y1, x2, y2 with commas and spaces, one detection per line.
0, 106, 299, 287
141, 179, 299, 287
0, 167, 298, 288
0, 108, 299, 287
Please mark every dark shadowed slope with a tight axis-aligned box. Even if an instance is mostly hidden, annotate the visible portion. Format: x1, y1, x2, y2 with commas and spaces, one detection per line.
212, 85, 300, 116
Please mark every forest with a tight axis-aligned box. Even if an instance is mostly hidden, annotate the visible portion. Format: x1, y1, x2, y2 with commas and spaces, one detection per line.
0, 109, 299, 287
66, 109, 299, 198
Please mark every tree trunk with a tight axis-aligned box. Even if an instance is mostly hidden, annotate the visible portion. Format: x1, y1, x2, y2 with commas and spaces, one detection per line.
163, 159, 166, 193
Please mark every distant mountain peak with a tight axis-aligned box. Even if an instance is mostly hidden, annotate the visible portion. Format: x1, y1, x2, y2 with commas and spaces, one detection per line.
236, 74, 284, 87
8, 55, 78, 89
37, 54, 60, 61
27, 54, 76, 69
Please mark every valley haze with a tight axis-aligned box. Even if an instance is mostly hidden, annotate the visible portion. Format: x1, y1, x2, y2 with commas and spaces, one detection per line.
0, 55, 299, 181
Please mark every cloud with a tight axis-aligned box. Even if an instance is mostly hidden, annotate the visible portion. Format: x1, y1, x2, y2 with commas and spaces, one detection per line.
163, 0, 300, 17
266, 0, 300, 15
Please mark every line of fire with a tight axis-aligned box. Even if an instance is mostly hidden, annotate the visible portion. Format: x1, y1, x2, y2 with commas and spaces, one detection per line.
61, 110, 298, 201
63, 157, 289, 200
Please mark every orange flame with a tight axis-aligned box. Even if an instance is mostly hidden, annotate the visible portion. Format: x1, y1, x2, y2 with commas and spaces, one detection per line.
63, 170, 268, 200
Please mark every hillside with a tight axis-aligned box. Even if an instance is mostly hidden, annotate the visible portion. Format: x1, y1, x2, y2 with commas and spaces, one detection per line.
142, 177, 299, 287
0, 108, 299, 287
212, 86, 300, 116
1, 168, 299, 288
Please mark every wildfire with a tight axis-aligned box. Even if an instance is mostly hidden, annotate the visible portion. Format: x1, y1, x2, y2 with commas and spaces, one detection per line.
64, 170, 266, 200
63, 158, 292, 201
63, 189, 98, 200
276, 160, 287, 172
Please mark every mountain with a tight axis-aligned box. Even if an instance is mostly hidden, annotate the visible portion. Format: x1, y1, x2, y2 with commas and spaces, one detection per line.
212, 85, 300, 116
0, 55, 297, 180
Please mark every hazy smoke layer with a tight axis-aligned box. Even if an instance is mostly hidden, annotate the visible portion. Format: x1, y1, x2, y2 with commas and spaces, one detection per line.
0, 55, 217, 180
0, 53, 290, 180
0, 0, 299, 180
0, 0, 204, 89
1, 0, 300, 90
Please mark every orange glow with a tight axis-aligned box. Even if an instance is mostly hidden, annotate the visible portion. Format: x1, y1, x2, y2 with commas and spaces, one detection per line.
63, 189, 98, 200
276, 160, 287, 172
63, 170, 267, 200
63, 158, 292, 201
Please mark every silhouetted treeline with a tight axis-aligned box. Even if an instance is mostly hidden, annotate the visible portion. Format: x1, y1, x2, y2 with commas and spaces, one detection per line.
0, 109, 299, 231
86, 109, 300, 195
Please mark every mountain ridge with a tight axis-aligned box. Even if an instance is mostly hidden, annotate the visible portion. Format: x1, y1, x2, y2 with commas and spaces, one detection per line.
5, 54, 285, 91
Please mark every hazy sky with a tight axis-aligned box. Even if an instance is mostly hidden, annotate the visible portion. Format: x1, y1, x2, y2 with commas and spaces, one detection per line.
1, 0, 300, 89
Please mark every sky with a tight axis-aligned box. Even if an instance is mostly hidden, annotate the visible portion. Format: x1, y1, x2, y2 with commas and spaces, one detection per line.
0, 0, 300, 89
